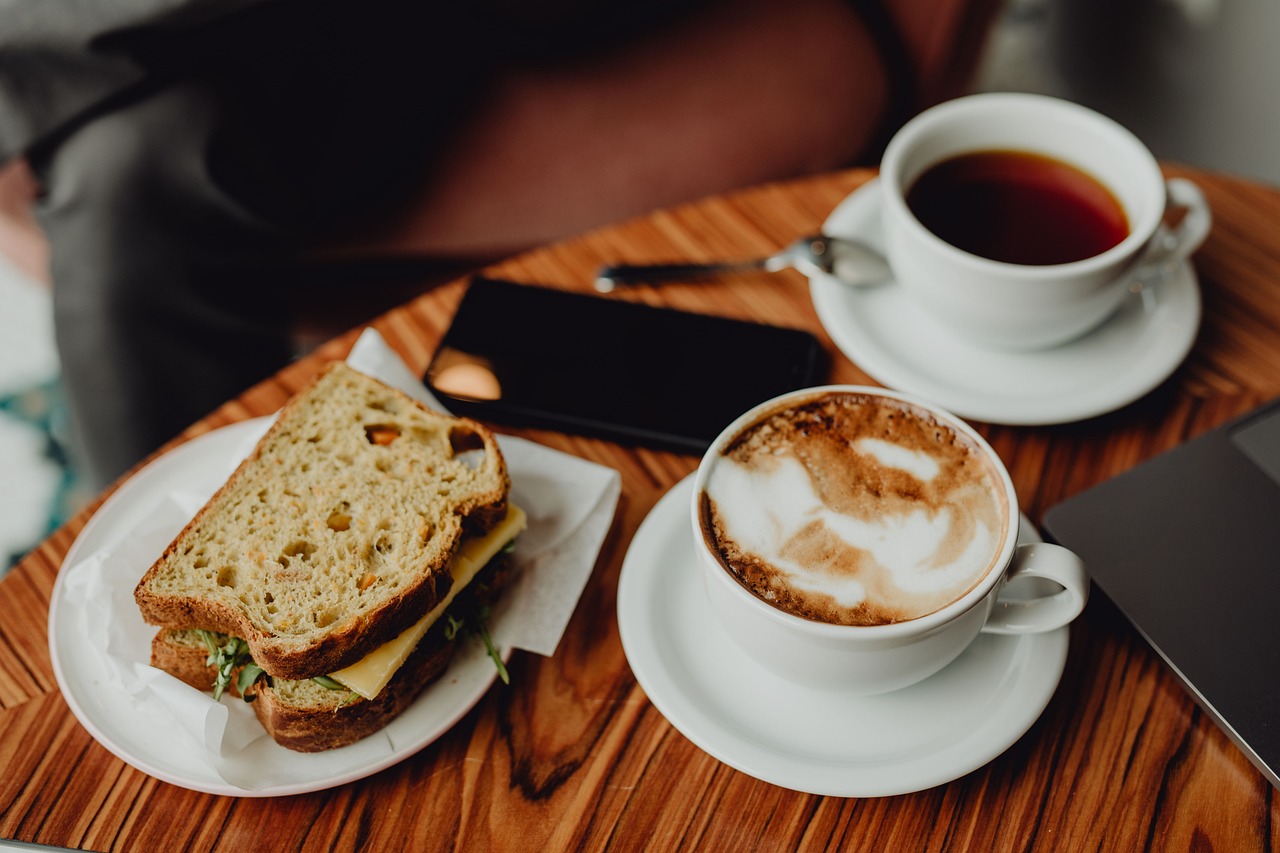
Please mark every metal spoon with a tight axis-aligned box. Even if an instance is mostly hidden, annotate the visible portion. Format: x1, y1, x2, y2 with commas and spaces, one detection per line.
593, 234, 891, 293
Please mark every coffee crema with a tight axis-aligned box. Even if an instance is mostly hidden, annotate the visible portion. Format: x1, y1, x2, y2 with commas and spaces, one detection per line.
906, 149, 1129, 266
699, 392, 1010, 627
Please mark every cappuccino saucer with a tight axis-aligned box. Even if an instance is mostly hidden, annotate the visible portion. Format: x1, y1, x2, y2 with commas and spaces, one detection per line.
616, 475, 1068, 798
808, 178, 1202, 426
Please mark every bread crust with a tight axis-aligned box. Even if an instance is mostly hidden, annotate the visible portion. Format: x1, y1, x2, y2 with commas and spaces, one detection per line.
134, 362, 509, 680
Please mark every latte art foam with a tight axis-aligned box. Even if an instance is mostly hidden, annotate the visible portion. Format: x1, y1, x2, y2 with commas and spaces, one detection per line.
700, 392, 1009, 626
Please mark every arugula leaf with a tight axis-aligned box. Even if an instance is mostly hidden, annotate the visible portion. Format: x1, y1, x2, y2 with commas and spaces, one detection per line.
197, 628, 221, 660
236, 663, 264, 702
194, 629, 258, 701
448, 540, 517, 684
438, 607, 508, 684
469, 605, 509, 685
309, 675, 361, 706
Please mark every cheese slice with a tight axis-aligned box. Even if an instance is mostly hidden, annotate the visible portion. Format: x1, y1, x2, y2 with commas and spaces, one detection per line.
330, 504, 527, 699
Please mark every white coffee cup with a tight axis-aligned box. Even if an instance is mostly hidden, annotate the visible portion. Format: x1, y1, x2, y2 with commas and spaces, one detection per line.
692, 385, 1088, 695
879, 92, 1211, 350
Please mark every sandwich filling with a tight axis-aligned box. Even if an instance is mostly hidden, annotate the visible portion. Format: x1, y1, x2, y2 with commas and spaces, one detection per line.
331, 503, 526, 698
190, 504, 527, 703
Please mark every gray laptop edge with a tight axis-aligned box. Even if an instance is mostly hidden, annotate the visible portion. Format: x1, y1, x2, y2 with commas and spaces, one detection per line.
1043, 397, 1280, 790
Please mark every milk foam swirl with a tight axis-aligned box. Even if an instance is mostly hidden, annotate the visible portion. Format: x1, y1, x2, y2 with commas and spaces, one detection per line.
700, 392, 1009, 626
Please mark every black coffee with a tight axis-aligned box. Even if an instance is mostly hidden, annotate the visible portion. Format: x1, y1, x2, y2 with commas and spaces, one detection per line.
906, 149, 1129, 265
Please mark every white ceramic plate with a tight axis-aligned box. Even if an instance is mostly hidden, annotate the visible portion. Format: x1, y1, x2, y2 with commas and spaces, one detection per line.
617, 475, 1068, 798
48, 418, 505, 797
809, 178, 1202, 425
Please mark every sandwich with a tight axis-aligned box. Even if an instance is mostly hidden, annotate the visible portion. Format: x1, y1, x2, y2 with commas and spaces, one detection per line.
133, 362, 526, 752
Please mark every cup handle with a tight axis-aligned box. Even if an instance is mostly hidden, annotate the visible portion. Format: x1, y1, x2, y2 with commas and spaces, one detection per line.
981, 542, 1089, 635
1134, 178, 1212, 273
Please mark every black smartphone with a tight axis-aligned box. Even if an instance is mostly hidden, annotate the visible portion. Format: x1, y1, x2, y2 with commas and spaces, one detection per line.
424, 277, 826, 453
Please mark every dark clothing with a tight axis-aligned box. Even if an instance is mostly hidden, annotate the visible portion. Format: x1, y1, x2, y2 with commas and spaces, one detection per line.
0, 0, 707, 487
37, 79, 293, 489
4, 1, 712, 227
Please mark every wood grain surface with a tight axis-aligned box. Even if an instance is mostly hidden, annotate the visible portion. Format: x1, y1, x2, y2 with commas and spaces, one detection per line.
3, 166, 1279, 851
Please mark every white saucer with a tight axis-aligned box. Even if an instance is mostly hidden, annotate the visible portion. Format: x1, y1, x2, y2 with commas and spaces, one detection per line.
49, 418, 505, 797
616, 475, 1068, 798
809, 178, 1202, 425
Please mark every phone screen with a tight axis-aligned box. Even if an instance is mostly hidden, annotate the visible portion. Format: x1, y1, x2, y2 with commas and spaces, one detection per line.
424, 278, 826, 453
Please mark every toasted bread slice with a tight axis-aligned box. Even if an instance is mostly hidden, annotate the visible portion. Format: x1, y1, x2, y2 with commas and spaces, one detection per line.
135, 362, 509, 680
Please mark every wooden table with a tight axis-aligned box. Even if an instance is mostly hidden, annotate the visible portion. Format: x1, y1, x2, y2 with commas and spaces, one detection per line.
3, 165, 1279, 851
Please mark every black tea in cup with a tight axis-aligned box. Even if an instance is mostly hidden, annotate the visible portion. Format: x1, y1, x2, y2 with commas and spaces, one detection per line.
906, 149, 1129, 266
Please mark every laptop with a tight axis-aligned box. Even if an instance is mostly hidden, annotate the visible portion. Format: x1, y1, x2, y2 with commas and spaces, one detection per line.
1043, 397, 1280, 790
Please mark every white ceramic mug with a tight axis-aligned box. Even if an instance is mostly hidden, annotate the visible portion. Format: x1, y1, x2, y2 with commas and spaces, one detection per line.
879, 92, 1211, 350
692, 385, 1088, 695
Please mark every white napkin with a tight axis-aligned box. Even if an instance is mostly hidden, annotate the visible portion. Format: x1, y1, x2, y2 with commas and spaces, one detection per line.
59, 328, 621, 791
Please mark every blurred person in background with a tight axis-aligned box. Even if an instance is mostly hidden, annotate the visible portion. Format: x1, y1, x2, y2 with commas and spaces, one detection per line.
0, 0, 999, 490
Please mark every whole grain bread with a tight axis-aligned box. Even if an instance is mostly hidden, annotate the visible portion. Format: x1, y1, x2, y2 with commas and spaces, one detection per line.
134, 362, 509, 680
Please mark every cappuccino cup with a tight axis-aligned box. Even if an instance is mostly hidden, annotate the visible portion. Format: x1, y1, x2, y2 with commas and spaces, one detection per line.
692, 386, 1088, 694
879, 92, 1211, 350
